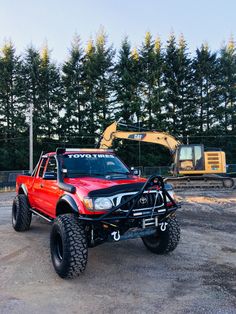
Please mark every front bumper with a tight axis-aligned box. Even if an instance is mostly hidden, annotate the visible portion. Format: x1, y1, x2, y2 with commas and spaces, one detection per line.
79, 175, 179, 224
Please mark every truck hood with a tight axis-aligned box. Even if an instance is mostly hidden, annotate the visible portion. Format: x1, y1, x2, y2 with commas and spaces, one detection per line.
64, 175, 146, 196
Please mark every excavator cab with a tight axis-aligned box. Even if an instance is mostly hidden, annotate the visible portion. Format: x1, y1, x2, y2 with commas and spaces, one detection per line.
173, 144, 204, 174
174, 144, 227, 176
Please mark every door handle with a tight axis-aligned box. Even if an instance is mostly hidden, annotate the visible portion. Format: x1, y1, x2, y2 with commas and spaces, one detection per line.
40, 183, 44, 188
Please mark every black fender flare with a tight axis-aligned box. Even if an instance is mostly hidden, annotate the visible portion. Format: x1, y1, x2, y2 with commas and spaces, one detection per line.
18, 184, 28, 196
56, 194, 79, 214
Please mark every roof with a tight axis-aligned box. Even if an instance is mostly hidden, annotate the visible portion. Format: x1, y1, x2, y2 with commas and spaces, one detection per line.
43, 148, 114, 158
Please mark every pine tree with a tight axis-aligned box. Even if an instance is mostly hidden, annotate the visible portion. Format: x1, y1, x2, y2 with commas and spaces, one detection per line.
114, 43, 142, 125
22, 46, 41, 138
193, 44, 219, 133
114, 37, 138, 123
83, 38, 98, 146
0, 42, 26, 169
130, 47, 142, 122
94, 29, 114, 130
139, 32, 165, 129
83, 30, 114, 146
61, 35, 85, 139
164, 34, 194, 138
38, 45, 61, 139
218, 38, 236, 132
0, 42, 25, 138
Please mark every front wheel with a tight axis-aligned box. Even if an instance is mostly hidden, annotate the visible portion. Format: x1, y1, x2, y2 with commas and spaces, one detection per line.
142, 215, 180, 254
12, 194, 32, 231
50, 214, 88, 279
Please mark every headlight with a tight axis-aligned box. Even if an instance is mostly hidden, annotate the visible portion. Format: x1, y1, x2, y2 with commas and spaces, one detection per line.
83, 197, 113, 211
94, 197, 113, 210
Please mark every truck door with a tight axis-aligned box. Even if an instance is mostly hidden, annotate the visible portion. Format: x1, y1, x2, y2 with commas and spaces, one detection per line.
38, 157, 63, 217
29, 157, 48, 209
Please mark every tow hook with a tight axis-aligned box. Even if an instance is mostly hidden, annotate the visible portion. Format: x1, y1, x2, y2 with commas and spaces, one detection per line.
160, 222, 168, 231
111, 230, 121, 241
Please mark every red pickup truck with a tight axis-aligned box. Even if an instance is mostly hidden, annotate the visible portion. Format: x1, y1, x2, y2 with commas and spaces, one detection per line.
12, 148, 180, 278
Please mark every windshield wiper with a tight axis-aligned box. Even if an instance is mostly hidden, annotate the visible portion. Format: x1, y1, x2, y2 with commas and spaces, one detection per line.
66, 171, 130, 177
67, 172, 105, 177
105, 171, 130, 175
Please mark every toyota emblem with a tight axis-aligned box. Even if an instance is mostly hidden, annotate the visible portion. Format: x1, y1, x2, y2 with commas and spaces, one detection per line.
139, 196, 148, 205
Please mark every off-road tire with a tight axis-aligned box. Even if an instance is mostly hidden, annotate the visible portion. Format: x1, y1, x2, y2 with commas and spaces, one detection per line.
50, 214, 88, 279
12, 194, 32, 231
142, 215, 180, 254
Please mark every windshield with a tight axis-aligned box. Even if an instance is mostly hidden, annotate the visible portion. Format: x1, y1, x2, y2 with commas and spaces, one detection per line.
63, 153, 130, 178
179, 146, 193, 161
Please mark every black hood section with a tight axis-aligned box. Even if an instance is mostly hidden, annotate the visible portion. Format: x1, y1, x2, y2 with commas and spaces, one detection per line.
88, 182, 145, 197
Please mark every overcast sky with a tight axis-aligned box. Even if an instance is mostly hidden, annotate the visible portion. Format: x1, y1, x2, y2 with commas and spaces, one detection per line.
0, 0, 235, 62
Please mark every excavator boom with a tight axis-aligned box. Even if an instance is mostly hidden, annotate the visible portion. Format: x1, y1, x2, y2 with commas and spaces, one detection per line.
99, 122, 180, 153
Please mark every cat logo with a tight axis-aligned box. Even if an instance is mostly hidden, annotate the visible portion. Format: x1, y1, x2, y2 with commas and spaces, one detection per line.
128, 133, 146, 140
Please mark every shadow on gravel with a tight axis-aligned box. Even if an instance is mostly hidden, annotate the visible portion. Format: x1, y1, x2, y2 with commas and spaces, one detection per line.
178, 211, 236, 233
202, 262, 236, 300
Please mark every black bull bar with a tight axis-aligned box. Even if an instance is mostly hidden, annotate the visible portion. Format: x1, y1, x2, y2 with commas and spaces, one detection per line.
78, 175, 179, 223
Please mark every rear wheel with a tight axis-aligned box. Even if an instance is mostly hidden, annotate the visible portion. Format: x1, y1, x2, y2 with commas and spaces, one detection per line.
142, 215, 180, 254
50, 214, 88, 279
12, 194, 32, 231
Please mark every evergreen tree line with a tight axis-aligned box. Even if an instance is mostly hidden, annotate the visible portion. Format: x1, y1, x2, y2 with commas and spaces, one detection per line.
0, 31, 236, 170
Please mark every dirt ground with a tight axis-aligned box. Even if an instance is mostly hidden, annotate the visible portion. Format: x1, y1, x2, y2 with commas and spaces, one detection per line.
0, 190, 236, 314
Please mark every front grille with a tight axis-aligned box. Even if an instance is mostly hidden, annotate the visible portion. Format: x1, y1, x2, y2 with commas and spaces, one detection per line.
119, 192, 164, 217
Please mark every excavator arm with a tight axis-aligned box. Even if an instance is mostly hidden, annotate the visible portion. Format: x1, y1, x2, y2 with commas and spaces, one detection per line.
99, 122, 180, 153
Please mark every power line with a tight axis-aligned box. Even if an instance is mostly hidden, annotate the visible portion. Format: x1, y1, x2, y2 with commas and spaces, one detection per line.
0, 137, 28, 142
186, 135, 236, 138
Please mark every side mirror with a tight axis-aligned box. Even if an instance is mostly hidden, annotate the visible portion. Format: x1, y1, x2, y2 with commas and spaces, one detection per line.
43, 172, 57, 180
130, 167, 141, 176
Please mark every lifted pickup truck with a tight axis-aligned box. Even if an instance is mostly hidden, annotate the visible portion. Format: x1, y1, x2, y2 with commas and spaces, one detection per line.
12, 148, 180, 279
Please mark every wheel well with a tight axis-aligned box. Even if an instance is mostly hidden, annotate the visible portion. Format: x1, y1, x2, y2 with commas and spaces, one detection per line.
18, 187, 25, 195
56, 201, 77, 216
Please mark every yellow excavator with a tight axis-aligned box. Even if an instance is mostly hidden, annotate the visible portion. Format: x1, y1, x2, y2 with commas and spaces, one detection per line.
99, 121, 234, 189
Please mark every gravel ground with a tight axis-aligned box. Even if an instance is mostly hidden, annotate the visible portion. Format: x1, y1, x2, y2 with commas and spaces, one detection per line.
0, 191, 236, 314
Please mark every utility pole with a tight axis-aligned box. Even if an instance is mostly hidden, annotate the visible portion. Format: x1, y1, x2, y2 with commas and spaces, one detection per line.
29, 103, 33, 173
138, 119, 141, 167
187, 134, 189, 145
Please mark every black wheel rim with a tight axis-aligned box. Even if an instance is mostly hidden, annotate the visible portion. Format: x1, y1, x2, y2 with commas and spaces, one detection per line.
143, 230, 161, 248
55, 232, 63, 261
145, 233, 160, 245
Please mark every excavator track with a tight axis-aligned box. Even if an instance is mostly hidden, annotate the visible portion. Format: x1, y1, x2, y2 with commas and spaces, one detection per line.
164, 175, 235, 190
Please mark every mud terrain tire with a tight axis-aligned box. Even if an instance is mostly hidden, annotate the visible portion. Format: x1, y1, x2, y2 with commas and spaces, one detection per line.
12, 194, 32, 231
50, 214, 88, 279
142, 215, 180, 254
